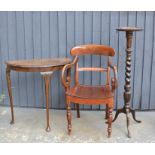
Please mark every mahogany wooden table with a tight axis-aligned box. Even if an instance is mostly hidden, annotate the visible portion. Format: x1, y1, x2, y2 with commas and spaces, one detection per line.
5, 58, 71, 132
112, 27, 143, 138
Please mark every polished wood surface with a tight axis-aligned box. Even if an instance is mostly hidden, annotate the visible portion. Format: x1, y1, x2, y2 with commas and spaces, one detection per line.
6, 58, 71, 72
6, 58, 71, 132
116, 27, 143, 32
61, 44, 117, 137
78, 67, 107, 72
66, 85, 114, 99
70, 44, 115, 56
113, 27, 142, 138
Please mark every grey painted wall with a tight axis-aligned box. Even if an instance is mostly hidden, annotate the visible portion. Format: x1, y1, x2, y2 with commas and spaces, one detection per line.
0, 11, 155, 110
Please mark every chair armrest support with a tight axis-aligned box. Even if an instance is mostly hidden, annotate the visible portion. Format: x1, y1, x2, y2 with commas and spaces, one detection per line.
108, 60, 118, 90
61, 56, 78, 88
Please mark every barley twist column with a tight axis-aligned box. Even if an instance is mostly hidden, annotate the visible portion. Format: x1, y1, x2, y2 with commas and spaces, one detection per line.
112, 27, 143, 138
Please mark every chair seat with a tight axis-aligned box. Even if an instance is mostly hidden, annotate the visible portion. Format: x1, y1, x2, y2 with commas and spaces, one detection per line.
66, 85, 114, 99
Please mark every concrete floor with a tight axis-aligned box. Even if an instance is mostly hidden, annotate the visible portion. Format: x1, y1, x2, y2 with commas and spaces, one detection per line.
0, 107, 155, 142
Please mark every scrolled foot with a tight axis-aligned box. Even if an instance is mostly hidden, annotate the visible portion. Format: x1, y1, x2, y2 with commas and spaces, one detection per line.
46, 126, 51, 132
10, 120, 14, 124
130, 109, 141, 123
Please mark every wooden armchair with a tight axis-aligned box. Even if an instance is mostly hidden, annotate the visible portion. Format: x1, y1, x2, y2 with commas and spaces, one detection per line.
61, 44, 117, 137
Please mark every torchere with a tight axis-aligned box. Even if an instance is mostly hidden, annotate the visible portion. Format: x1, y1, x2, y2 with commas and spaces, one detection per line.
112, 27, 143, 138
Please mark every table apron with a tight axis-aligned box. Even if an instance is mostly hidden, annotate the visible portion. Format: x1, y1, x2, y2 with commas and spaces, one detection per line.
8, 65, 63, 72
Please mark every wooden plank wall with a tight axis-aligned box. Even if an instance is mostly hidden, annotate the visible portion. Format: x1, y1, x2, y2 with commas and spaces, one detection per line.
0, 11, 155, 110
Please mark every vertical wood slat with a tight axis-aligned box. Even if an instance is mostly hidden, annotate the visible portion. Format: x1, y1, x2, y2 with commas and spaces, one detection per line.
33, 12, 43, 108
66, 11, 75, 59
91, 11, 101, 110
24, 12, 35, 107
109, 11, 119, 110
40, 12, 50, 108
83, 11, 93, 110
0, 12, 9, 105
0, 48, 3, 104
7, 12, 20, 106
58, 11, 67, 109
117, 12, 128, 109
141, 12, 154, 110
132, 12, 145, 109
0, 31, 3, 104
16, 11, 28, 107
150, 12, 155, 109
100, 11, 110, 110
75, 11, 84, 109
49, 11, 59, 109
0, 11, 155, 110
66, 11, 75, 110
127, 11, 137, 108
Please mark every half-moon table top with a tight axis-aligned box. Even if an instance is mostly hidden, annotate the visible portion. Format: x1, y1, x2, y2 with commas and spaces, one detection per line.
116, 27, 143, 32
6, 57, 71, 72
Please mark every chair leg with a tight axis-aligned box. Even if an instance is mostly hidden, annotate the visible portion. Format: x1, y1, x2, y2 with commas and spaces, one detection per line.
107, 106, 113, 138
76, 104, 80, 118
105, 104, 109, 119
66, 98, 72, 135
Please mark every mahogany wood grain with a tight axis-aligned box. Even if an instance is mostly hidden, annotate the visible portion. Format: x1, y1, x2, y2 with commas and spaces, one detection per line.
6, 58, 70, 72
6, 58, 71, 132
61, 44, 117, 137
70, 44, 115, 56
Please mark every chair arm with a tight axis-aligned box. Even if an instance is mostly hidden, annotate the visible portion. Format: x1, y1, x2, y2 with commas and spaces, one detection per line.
61, 56, 78, 88
108, 61, 118, 90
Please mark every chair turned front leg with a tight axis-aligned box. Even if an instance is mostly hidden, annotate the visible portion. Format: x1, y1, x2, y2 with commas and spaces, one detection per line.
105, 105, 109, 119
76, 104, 80, 118
66, 98, 72, 134
108, 107, 113, 138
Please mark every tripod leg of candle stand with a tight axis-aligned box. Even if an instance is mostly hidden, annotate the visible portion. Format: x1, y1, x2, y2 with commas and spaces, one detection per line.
6, 66, 15, 124
113, 106, 142, 123
42, 72, 52, 132
112, 107, 125, 122
115, 28, 143, 138
130, 108, 141, 123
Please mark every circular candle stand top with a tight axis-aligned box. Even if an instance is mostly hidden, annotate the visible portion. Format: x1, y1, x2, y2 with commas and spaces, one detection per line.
116, 27, 143, 32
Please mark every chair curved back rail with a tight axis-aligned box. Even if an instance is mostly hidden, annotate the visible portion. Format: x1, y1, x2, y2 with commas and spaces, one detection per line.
70, 44, 115, 56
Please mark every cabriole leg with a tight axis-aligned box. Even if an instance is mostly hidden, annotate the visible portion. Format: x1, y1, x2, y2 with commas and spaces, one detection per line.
42, 72, 53, 132
6, 67, 14, 124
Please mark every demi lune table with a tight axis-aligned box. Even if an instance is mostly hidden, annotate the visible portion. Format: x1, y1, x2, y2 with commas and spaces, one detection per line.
112, 27, 143, 138
6, 58, 71, 132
